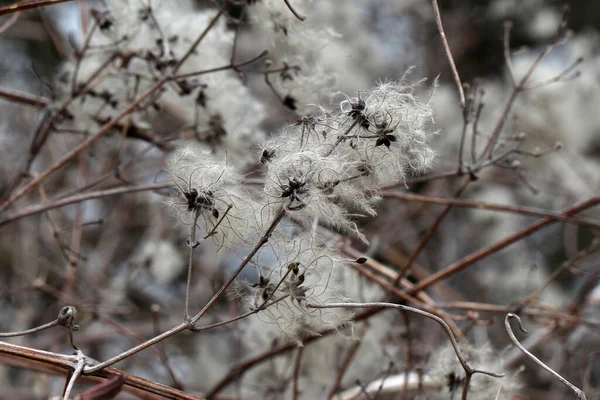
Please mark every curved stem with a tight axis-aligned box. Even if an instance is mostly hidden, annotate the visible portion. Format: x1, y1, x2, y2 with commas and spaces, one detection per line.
63, 350, 85, 400
282, 0, 306, 21
307, 301, 504, 400
505, 314, 587, 400
0, 320, 59, 338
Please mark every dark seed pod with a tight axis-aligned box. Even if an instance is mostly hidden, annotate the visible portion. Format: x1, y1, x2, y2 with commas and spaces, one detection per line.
261, 149, 275, 164
283, 95, 297, 110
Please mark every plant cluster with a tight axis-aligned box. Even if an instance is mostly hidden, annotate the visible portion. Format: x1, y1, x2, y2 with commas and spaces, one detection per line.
0, 1, 597, 400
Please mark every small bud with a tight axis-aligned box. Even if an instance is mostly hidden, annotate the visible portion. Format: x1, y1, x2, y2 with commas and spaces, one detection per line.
288, 262, 300, 275
283, 95, 297, 110
58, 306, 79, 331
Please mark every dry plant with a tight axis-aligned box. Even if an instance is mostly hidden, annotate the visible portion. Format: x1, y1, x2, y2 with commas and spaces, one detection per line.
0, 1, 598, 399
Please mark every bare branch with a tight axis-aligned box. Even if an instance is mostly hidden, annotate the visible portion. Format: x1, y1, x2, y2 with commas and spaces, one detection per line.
430, 0, 464, 108
307, 302, 504, 400
505, 314, 587, 400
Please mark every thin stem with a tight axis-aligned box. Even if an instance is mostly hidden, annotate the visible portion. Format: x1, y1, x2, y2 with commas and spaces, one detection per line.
343, 256, 464, 338
457, 115, 469, 170
0, 182, 170, 227
173, 9, 224, 73
307, 301, 503, 400
292, 345, 304, 400
401, 312, 412, 400
505, 314, 587, 400
151, 305, 184, 390
470, 101, 483, 163
395, 175, 471, 285
0, 10, 20, 34
373, 361, 395, 400
189, 208, 285, 325
524, 56, 583, 90
185, 209, 201, 321
324, 119, 360, 157
479, 9, 569, 160
282, 0, 306, 21
173, 50, 268, 80
71, 21, 98, 95
0, 341, 202, 399
63, 350, 85, 400
430, 0, 464, 108
0, 0, 73, 15
84, 208, 286, 374
0, 77, 170, 212
83, 322, 189, 374
381, 191, 600, 230
503, 21, 517, 88
0, 87, 49, 107
406, 196, 600, 296
326, 325, 367, 400
0, 320, 59, 337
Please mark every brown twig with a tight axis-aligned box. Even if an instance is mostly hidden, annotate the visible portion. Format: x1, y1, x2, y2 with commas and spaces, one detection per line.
395, 175, 471, 285
172, 50, 268, 80
282, 0, 306, 21
0, 77, 169, 212
0, 182, 170, 227
326, 325, 367, 400
0, 0, 73, 16
343, 254, 464, 338
205, 307, 382, 398
381, 191, 600, 230
173, 9, 224, 72
479, 7, 571, 160
292, 345, 304, 400
503, 21, 517, 87
83, 208, 285, 374
60, 153, 86, 295
0, 319, 59, 337
308, 302, 504, 400
406, 196, 600, 296
0, 341, 203, 399
505, 314, 587, 400
430, 0, 464, 108
0, 10, 20, 34
0, 87, 49, 107
151, 305, 184, 390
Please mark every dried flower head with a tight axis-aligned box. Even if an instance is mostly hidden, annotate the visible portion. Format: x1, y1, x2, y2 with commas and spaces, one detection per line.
167, 146, 259, 248
334, 74, 438, 186
264, 150, 374, 240
426, 343, 521, 400
240, 232, 351, 342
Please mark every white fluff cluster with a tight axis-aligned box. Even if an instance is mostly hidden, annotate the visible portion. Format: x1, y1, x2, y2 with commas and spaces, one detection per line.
240, 231, 350, 342
262, 74, 436, 238
167, 146, 259, 249
54, 0, 265, 166
248, 0, 338, 112
426, 343, 521, 400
